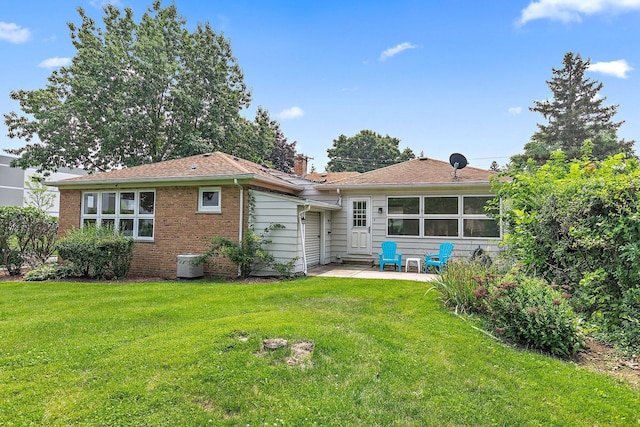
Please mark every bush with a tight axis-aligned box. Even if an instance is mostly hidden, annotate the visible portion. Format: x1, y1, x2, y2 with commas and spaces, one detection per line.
24, 263, 79, 281
198, 225, 295, 278
0, 206, 58, 274
0, 248, 24, 276
428, 259, 494, 314
493, 151, 640, 351
57, 226, 134, 280
478, 269, 582, 358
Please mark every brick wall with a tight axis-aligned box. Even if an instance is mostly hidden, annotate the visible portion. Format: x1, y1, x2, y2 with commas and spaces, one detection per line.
57, 185, 249, 279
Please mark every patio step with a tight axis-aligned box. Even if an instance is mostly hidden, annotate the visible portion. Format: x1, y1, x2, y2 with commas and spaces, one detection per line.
340, 257, 375, 267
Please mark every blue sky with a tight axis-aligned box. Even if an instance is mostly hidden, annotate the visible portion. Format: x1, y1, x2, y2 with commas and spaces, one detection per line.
1, 0, 639, 171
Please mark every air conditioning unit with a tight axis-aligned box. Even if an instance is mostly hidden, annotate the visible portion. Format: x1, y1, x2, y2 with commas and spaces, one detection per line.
176, 254, 204, 279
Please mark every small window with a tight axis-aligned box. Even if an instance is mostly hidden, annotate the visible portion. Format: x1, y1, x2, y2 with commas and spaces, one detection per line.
424, 197, 458, 214
388, 197, 419, 215
424, 219, 459, 237
198, 187, 221, 213
120, 192, 135, 214
388, 218, 420, 236
464, 219, 500, 238
101, 193, 117, 215
83, 193, 98, 215
139, 192, 155, 215
463, 196, 493, 214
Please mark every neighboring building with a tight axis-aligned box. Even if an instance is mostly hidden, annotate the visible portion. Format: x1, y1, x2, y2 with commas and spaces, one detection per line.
0, 154, 86, 216
48, 152, 502, 278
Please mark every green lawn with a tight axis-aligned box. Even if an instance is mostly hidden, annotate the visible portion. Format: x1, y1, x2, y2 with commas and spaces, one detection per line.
1, 277, 638, 426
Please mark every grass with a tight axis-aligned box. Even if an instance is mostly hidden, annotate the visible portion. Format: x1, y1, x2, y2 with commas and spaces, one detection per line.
0, 277, 638, 426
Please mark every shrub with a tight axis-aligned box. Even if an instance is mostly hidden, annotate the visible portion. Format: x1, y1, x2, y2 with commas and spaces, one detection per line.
57, 226, 134, 280
24, 263, 79, 281
479, 269, 582, 358
493, 151, 640, 351
198, 225, 296, 278
428, 259, 494, 314
0, 206, 58, 274
0, 248, 24, 276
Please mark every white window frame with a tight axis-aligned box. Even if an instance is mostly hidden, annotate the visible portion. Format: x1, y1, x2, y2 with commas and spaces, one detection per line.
198, 187, 222, 213
385, 195, 501, 239
81, 190, 155, 241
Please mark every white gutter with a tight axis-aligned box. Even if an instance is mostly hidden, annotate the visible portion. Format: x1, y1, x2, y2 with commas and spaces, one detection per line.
299, 203, 311, 275
234, 178, 243, 277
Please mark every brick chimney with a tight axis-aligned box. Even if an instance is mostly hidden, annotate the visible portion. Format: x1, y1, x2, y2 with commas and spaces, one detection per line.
293, 154, 308, 176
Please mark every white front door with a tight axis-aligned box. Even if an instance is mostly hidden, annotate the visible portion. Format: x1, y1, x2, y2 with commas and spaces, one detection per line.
348, 197, 371, 255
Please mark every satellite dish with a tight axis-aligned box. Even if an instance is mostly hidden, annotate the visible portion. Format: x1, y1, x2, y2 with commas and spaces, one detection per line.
449, 153, 468, 178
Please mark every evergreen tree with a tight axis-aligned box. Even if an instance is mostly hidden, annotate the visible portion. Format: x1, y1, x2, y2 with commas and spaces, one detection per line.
512, 52, 634, 166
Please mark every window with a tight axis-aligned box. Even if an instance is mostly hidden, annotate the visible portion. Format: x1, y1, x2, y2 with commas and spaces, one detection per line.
386, 195, 500, 239
198, 187, 221, 213
387, 197, 420, 236
81, 190, 155, 240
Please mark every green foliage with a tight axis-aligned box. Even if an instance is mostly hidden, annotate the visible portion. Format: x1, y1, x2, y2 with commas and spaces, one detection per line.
4, 0, 256, 174
23, 174, 55, 211
198, 224, 295, 278
428, 259, 493, 314
493, 151, 640, 350
327, 130, 415, 172
0, 206, 58, 274
24, 263, 79, 281
512, 52, 634, 166
477, 268, 582, 358
57, 226, 134, 280
0, 249, 24, 276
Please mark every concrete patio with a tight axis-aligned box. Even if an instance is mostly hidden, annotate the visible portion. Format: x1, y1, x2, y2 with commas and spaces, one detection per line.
306, 263, 438, 282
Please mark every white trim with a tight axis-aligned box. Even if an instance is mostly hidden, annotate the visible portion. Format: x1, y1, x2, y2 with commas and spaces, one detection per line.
198, 187, 222, 213
81, 190, 156, 241
385, 194, 500, 239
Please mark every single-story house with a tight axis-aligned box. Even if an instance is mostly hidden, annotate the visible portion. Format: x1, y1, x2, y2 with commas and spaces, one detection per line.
48, 152, 502, 278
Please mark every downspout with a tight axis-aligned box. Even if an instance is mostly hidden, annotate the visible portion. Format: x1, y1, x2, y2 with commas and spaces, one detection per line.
234, 179, 243, 277
299, 203, 311, 275
336, 188, 342, 207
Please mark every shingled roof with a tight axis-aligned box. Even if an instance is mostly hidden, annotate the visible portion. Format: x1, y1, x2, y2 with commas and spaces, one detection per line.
48, 151, 300, 192
316, 157, 499, 188
304, 171, 361, 183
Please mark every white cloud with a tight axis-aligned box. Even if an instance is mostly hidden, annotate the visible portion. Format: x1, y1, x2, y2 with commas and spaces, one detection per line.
90, 0, 123, 7
588, 59, 633, 78
277, 106, 304, 120
0, 22, 31, 43
38, 57, 71, 68
379, 42, 418, 61
508, 106, 523, 115
518, 0, 640, 25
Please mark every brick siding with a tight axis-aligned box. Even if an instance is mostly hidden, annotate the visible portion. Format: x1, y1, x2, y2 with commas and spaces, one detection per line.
58, 185, 248, 279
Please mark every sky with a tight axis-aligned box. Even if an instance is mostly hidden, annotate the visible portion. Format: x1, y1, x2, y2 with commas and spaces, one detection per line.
1, 0, 639, 172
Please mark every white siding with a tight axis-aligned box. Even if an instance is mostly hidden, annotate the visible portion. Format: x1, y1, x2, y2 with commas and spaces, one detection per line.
332, 187, 502, 263
249, 190, 304, 275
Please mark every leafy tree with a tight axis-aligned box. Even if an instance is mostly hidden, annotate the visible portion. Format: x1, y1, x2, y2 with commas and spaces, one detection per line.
511, 52, 634, 166
4, 1, 252, 174
327, 130, 414, 172
492, 148, 640, 350
24, 175, 55, 211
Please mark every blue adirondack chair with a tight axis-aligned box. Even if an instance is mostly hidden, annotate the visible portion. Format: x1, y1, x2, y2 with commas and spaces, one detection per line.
424, 242, 454, 273
379, 241, 402, 271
